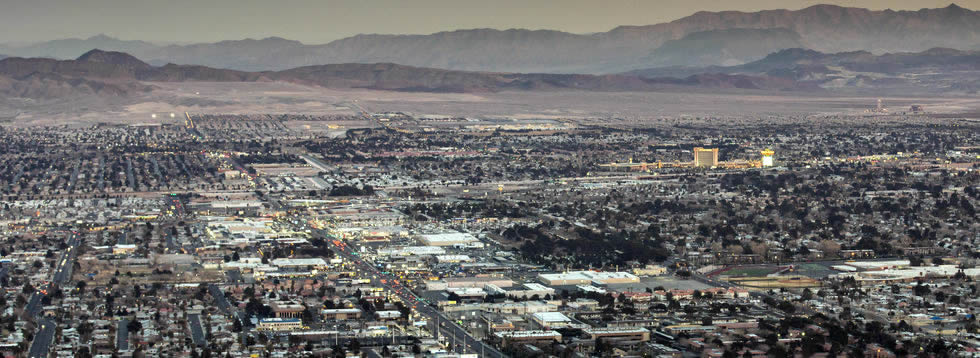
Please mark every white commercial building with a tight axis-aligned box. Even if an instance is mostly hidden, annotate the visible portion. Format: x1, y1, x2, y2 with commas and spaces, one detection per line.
419, 232, 479, 246
436, 255, 473, 263
485, 283, 556, 299
271, 258, 329, 270
531, 312, 573, 329
538, 271, 640, 286
377, 246, 447, 256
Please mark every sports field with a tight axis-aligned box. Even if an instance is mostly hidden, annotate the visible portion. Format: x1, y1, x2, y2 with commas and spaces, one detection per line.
716, 265, 778, 277
727, 276, 822, 288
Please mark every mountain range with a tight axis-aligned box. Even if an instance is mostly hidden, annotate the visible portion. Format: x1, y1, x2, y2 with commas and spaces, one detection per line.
1, 4, 977, 74
6, 45, 980, 101
0, 49, 813, 99
626, 47, 980, 93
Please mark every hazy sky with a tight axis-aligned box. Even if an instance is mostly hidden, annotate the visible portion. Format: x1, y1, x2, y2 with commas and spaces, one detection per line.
1, 0, 977, 44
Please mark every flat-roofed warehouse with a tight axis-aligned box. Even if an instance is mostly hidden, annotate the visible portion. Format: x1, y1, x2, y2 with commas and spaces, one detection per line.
584, 327, 651, 342
494, 330, 562, 346
538, 271, 640, 286
418, 232, 478, 246
436, 255, 473, 263
271, 258, 329, 271
531, 312, 573, 329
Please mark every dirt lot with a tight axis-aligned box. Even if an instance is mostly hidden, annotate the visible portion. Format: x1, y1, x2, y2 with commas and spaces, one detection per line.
4, 80, 980, 126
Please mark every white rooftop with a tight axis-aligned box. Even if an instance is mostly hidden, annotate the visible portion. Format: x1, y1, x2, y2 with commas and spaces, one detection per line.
271, 258, 327, 267
419, 232, 478, 246
532, 312, 571, 323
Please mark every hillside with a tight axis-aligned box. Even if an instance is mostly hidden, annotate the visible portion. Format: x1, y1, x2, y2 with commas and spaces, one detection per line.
2, 4, 977, 73
6, 46, 979, 101
0, 34, 157, 60
0, 50, 809, 99
626, 47, 980, 93
644, 28, 804, 67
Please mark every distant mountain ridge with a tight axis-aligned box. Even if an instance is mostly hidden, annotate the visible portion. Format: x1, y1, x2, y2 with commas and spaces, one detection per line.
0, 34, 157, 60
644, 28, 804, 67
0, 50, 809, 99
626, 47, 980, 93
1, 4, 977, 73
4, 46, 978, 100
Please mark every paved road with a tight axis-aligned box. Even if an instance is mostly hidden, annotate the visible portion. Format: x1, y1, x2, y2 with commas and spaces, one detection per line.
25, 233, 80, 319
27, 318, 55, 358
67, 160, 80, 193
363, 348, 383, 358
117, 318, 130, 352
188, 313, 206, 347
25, 292, 43, 318
168, 196, 186, 217
316, 335, 416, 347
25, 232, 82, 357
125, 157, 136, 190
52, 234, 81, 284
9, 166, 24, 191
166, 233, 178, 253
314, 228, 505, 358
96, 157, 105, 191
208, 284, 233, 314
149, 156, 164, 185
299, 154, 335, 173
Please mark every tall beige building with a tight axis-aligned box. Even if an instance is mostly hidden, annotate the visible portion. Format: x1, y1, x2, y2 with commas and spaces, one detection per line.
693, 147, 719, 167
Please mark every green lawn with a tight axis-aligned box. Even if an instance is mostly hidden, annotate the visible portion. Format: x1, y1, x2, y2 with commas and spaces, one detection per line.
722, 266, 777, 277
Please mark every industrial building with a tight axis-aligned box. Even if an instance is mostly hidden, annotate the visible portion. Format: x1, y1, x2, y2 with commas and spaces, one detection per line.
494, 330, 562, 346
485, 282, 556, 299
531, 312, 573, 329
418, 232, 479, 246
537, 271, 640, 286
426, 277, 515, 290
270, 258, 329, 271
436, 255, 473, 263
584, 327, 651, 342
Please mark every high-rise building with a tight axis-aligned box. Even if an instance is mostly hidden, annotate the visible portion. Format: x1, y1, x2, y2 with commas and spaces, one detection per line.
693, 147, 719, 168
761, 149, 774, 167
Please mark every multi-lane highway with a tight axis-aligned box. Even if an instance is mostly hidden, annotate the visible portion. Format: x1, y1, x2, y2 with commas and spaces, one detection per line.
208, 284, 234, 313
26, 233, 80, 316
188, 313, 207, 347
25, 232, 82, 358
27, 318, 55, 358
24, 292, 44, 318
53, 233, 80, 285
313, 228, 505, 358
